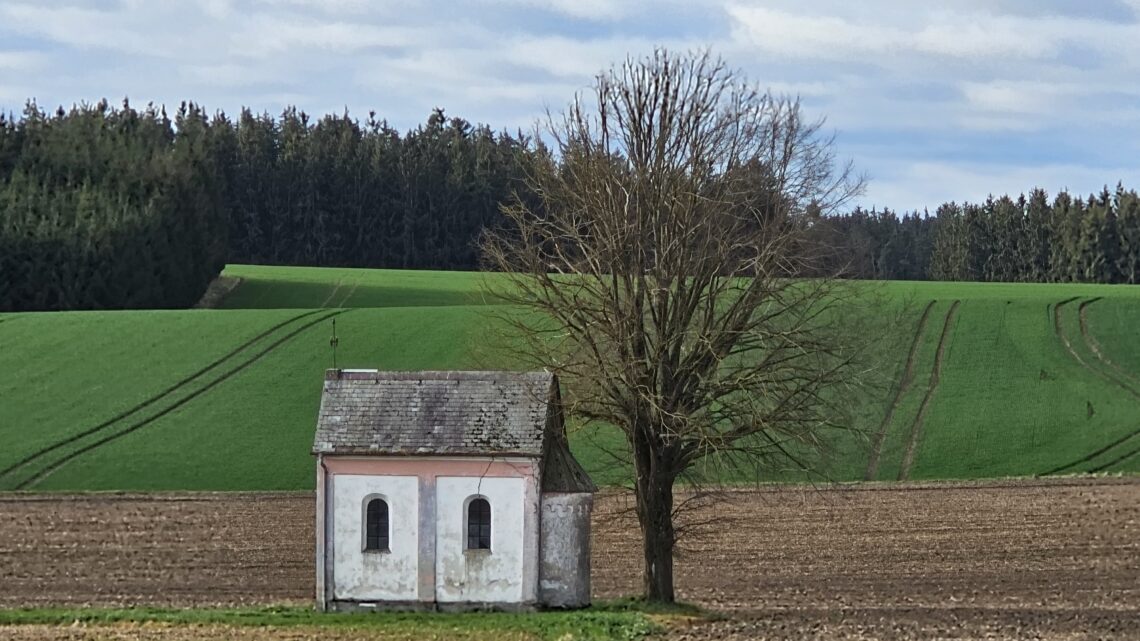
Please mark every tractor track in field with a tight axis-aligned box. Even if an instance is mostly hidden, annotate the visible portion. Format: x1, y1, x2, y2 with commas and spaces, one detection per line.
864, 300, 936, 481
1050, 298, 1139, 398
334, 281, 361, 307
1051, 297, 1140, 400
1078, 296, 1140, 462
319, 279, 344, 308
0, 310, 326, 487
897, 300, 959, 481
1079, 297, 1140, 393
7, 309, 348, 490
1087, 445, 1140, 472
1044, 297, 1140, 475
1040, 430, 1140, 475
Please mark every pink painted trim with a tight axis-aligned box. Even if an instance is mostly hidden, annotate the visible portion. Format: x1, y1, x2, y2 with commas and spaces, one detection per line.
325, 457, 536, 479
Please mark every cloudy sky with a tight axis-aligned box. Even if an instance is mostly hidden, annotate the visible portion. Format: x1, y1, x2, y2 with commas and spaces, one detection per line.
1, 0, 1138, 211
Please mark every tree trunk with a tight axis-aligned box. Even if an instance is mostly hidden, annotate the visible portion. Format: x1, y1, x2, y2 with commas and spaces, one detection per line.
635, 462, 676, 603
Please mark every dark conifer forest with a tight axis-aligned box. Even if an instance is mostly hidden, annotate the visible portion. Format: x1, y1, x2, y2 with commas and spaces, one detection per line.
1, 100, 1138, 311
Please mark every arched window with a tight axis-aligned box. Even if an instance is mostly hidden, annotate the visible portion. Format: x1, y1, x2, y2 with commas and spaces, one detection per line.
365, 498, 389, 551
467, 498, 491, 550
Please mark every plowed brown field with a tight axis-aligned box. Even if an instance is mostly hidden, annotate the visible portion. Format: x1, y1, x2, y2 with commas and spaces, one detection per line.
1, 478, 1137, 640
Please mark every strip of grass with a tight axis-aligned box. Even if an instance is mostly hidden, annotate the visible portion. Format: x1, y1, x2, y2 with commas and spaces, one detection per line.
879, 280, 1140, 301
0, 605, 658, 641
221, 265, 501, 309
221, 265, 1140, 311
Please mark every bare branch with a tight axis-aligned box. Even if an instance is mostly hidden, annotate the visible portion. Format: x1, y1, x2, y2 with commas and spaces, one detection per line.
480, 48, 878, 603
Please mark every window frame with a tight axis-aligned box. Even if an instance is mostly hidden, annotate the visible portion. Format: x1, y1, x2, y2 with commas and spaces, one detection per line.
464, 495, 492, 552
362, 495, 391, 553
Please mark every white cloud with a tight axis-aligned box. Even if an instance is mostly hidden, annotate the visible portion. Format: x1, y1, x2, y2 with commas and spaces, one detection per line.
231, 16, 426, 57
482, 0, 639, 21
726, 6, 897, 61
727, 2, 1140, 78
500, 35, 666, 79
906, 11, 1089, 59
0, 50, 45, 71
0, 3, 158, 55
543, 0, 629, 20
251, 0, 389, 13
959, 80, 1072, 115
200, 0, 234, 19
180, 63, 269, 88
724, 5, 1083, 61
764, 79, 839, 98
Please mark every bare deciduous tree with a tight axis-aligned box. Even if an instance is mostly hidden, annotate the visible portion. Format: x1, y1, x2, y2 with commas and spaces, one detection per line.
482, 49, 870, 603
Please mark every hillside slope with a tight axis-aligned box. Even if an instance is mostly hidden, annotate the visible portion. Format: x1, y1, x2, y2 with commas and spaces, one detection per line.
0, 267, 1137, 491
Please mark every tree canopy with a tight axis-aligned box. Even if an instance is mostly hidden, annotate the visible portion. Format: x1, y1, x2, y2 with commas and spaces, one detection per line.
482, 50, 873, 602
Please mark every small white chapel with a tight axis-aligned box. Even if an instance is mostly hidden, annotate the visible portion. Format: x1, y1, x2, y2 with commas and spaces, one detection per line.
312, 369, 595, 612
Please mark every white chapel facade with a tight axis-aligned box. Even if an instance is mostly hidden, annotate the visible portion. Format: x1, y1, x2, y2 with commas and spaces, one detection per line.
312, 370, 595, 611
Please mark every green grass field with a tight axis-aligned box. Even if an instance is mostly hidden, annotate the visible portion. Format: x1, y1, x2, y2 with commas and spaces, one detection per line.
0, 265, 1137, 491
0, 604, 658, 640
220, 264, 495, 309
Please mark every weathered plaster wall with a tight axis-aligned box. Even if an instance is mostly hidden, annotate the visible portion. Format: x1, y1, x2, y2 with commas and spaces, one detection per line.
331, 474, 420, 602
316, 455, 327, 608
539, 493, 593, 608
435, 476, 529, 604
321, 457, 539, 608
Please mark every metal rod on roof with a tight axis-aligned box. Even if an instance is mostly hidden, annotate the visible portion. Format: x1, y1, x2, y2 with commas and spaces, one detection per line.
330, 318, 339, 370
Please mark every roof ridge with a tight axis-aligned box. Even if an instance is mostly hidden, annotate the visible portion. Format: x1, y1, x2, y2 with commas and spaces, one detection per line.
324, 369, 552, 382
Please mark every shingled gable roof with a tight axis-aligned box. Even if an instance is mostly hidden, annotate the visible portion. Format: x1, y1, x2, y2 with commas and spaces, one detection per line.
312, 369, 557, 457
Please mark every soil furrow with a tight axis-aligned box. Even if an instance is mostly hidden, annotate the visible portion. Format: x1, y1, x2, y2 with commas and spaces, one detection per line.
0, 310, 325, 487
897, 300, 959, 481
2, 479, 1137, 640
14, 310, 348, 490
864, 300, 936, 481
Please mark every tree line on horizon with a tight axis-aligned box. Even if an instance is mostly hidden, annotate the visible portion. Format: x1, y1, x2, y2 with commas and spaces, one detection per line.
1, 99, 1139, 311
822, 186, 1140, 284
0, 101, 228, 311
